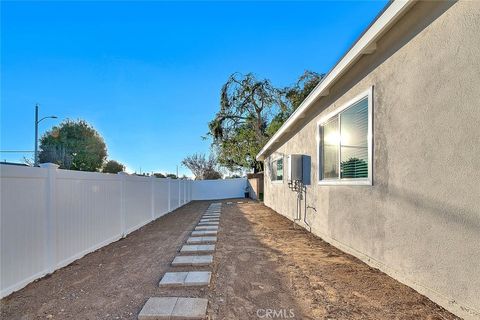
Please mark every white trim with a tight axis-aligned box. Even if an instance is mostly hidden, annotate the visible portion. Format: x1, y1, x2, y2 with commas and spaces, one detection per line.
317, 87, 373, 186
256, 0, 414, 161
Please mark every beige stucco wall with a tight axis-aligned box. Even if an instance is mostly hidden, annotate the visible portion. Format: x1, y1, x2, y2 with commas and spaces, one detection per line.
263, 2, 480, 319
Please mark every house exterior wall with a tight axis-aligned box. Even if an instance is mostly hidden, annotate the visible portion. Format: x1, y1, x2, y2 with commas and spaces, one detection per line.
263, 2, 480, 319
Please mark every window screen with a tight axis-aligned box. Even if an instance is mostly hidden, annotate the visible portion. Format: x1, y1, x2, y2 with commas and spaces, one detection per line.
319, 93, 370, 183
340, 98, 368, 178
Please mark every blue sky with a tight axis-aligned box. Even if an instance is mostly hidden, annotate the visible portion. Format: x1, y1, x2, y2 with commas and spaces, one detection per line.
1, 1, 387, 176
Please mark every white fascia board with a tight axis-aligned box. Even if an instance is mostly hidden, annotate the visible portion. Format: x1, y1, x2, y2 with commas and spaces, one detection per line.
256, 0, 415, 161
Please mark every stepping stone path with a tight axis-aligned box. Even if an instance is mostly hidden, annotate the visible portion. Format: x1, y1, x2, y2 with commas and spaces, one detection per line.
138, 202, 222, 319
138, 297, 208, 320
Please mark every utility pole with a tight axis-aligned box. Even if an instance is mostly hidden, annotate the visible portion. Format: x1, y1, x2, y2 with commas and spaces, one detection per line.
34, 104, 39, 166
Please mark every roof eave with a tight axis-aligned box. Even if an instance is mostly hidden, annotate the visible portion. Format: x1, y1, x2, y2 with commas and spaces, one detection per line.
256, 0, 415, 161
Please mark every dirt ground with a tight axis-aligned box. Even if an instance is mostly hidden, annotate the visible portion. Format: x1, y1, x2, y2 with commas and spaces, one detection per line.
1, 200, 458, 320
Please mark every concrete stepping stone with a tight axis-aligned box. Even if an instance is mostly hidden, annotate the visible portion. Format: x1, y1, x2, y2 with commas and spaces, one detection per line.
203, 214, 220, 218
195, 225, 218, 231
198, 222, 219, 226
171, 255, 213, 266
138, 297, 208, 320
200, 218, 219, 222
197, 224, 219, 228
159, 271, 211, 287
187, 236, 217, 244
180, 244, 215, 253
191, 230, 217, 236
172, 297, 208, 319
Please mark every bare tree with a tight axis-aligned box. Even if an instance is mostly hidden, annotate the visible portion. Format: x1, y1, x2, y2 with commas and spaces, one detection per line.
182, 153, 222, 180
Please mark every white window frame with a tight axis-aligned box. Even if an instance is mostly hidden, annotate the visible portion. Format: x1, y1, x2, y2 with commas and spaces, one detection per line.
316, 86, 373, 186
270, 155, 284, 184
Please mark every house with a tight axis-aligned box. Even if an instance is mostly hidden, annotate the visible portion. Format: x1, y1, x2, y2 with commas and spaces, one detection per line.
256, 1, 480, 319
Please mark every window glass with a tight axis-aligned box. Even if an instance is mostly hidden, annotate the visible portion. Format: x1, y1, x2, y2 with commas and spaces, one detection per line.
322, 116, 339, 179
319, 92, 371, 183
340, 98, 368, 178
270, 156, 283, 181
276, 158, 283, 180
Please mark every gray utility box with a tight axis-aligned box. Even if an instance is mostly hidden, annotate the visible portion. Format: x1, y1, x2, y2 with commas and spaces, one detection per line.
287, 154, 303, 182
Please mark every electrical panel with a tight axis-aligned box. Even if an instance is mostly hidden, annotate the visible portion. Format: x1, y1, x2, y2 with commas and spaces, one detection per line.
287, 154, 303, 182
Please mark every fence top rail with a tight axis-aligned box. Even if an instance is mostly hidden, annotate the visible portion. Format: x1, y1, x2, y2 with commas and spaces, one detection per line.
57, 169, 120, 181
0, 164, 48, 179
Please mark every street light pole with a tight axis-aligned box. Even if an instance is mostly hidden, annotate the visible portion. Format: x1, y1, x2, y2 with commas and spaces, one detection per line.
34, 104, 39, 166
34, 104, 58, 167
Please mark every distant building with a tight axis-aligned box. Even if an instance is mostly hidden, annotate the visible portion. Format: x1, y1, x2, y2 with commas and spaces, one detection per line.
1, 161, 29, 167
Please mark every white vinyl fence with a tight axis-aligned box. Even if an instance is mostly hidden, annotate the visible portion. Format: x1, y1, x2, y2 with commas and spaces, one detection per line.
0, 164, 245, 298
192, 178, 247, 200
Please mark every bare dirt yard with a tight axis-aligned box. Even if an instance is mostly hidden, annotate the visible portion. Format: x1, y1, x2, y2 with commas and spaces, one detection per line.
1, 200, 458, 320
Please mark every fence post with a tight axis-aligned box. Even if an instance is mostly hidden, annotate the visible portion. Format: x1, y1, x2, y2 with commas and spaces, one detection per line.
150, 175, 155, 221
40, 163, 59, 274
184, 180, 186, 204
167, 178, 171, 212
118, 172, 128, 237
